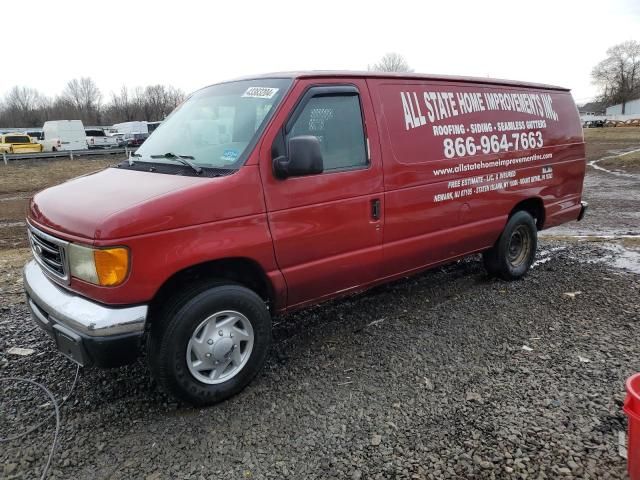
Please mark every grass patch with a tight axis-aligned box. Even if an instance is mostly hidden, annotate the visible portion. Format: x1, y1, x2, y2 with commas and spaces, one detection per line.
583, 127, 640, 163
599, 149, 640, 168
0, 156, 122, 195
583, 127, 640, 142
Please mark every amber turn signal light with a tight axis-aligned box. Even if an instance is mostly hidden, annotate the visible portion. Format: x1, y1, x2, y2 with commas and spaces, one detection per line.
93, 248, 129, 286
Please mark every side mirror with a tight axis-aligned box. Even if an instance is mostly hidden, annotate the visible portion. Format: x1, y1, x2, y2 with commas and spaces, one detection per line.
273, 135, 323, 179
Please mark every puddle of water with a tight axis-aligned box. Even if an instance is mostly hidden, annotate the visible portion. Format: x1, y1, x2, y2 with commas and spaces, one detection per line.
539, 236, 640, 274
533, 246, 567, 268
584, 243, 640, 275
532, 257, 552, 268
563, 234, 640, 240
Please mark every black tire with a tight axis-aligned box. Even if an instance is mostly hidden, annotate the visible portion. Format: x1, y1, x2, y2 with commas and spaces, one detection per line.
148, 282, 271, 406
483, 210, 537, 280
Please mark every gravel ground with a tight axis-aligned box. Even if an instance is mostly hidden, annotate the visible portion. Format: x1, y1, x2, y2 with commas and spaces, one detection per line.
1, 132, 639, 479
1, 240, 639, 479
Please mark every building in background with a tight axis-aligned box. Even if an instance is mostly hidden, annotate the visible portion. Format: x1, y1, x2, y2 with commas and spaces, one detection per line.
606, 98, 640, 116
578, 101, 606, 116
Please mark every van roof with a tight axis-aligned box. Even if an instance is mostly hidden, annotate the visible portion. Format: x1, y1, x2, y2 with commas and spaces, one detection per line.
231, 71, 569, 92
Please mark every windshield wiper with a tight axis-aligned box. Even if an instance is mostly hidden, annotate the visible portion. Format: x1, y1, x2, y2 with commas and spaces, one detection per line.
150, 152, 203, 175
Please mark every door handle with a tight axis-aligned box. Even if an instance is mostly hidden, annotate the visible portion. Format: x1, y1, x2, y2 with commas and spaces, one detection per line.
371, 198, 381, 220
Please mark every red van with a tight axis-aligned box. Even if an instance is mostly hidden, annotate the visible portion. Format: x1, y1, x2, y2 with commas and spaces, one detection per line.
23, 72, 586, 405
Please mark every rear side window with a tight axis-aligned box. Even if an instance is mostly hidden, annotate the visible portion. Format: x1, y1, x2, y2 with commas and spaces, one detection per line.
288, 95, 367, 172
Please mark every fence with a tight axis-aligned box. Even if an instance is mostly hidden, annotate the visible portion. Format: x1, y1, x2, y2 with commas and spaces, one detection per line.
1, 148, 129, 165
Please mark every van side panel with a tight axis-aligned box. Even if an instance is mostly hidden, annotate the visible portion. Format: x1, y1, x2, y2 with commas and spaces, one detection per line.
367, 79, 584, 276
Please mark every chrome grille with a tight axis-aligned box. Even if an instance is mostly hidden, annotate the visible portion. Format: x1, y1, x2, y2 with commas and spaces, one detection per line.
27, 224, 70, 283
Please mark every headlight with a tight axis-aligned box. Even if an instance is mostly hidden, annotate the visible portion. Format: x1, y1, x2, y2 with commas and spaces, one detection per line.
68, 244, 129, 287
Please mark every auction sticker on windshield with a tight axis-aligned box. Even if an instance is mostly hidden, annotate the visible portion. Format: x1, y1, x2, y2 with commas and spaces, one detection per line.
242, 87, 279, 99
221, 149, 239, 163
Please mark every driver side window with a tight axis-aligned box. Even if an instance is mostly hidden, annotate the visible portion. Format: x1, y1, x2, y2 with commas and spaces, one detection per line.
288, 94, 367, 172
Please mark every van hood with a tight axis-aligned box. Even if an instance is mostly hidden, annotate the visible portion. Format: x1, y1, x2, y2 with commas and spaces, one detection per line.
29, 166, 264, 241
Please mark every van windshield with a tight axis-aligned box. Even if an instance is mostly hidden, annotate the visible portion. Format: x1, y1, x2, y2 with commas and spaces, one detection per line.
135, 78, 292, 169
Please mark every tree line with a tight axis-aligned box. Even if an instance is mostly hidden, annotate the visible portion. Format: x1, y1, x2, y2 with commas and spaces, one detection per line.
592, 40, 640, 112
371, 47, 640, 113
7, 45, 634, 128
0, 77, 185, 128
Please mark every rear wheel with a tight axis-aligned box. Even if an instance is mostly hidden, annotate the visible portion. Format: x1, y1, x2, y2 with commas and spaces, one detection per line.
148, 282, 271, 406
483, 210, 537, 280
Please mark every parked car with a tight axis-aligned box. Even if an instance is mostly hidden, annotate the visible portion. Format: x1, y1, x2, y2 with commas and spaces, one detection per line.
108, 132, 127, 147
147, 121, 162, 133
0, 133, 43, 153
24, 130, 43, 141
583, 120, 604, 128
85, 129, 118, 149
41, 120, 87, 152
23, 72, 587, 406
125, 132, 148, 147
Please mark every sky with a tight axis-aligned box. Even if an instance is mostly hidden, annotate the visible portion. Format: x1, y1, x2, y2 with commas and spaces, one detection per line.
3, 0, 639, 106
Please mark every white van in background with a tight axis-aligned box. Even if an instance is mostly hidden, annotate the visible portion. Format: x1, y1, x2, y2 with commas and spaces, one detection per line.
41, 120, 87, 152
113, 121, 148, 135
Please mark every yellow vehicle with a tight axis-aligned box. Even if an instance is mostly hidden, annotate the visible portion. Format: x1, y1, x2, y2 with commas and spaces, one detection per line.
0, 133, 43, 154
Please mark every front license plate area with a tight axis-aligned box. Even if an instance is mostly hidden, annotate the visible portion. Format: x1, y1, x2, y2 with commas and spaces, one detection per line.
53, 324, 86, 366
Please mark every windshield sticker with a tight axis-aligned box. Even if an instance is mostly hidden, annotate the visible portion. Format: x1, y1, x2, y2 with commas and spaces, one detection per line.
242, 87, 279, 99
221, 149, 239, 163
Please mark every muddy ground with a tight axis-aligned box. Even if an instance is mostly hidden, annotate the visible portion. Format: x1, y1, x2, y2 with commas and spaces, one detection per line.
0, 156, 120, 252
0, 129, 639, 479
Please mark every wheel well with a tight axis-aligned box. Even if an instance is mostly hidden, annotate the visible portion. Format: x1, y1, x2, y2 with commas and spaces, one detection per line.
510, 198, 545, 230
148, 258, 273, 323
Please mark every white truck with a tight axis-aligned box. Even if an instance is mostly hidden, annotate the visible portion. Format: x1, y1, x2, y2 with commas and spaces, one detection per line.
41, 120, 87, 152
85, 128, 118, 149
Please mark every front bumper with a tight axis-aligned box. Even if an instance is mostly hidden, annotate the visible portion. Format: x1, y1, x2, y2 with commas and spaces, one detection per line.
23, 260, 148, 367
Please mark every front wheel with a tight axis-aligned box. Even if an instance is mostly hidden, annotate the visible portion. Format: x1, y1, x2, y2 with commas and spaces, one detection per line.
483, 210, 537, 280
148, 283, 271, 406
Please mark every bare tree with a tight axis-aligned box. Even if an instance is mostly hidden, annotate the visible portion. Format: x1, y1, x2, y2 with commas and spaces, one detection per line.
141, 85, 185, 120
592, 40, 640, 112
109, 85, 137, 122
102, 84, 185, 124
61, 77, 103, 123
368, 53, 413, 73
2, 86, 48, 126
0, 79, 186, 127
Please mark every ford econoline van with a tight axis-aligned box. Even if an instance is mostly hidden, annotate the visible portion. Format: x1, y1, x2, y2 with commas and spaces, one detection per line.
23, 72, 586, 405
